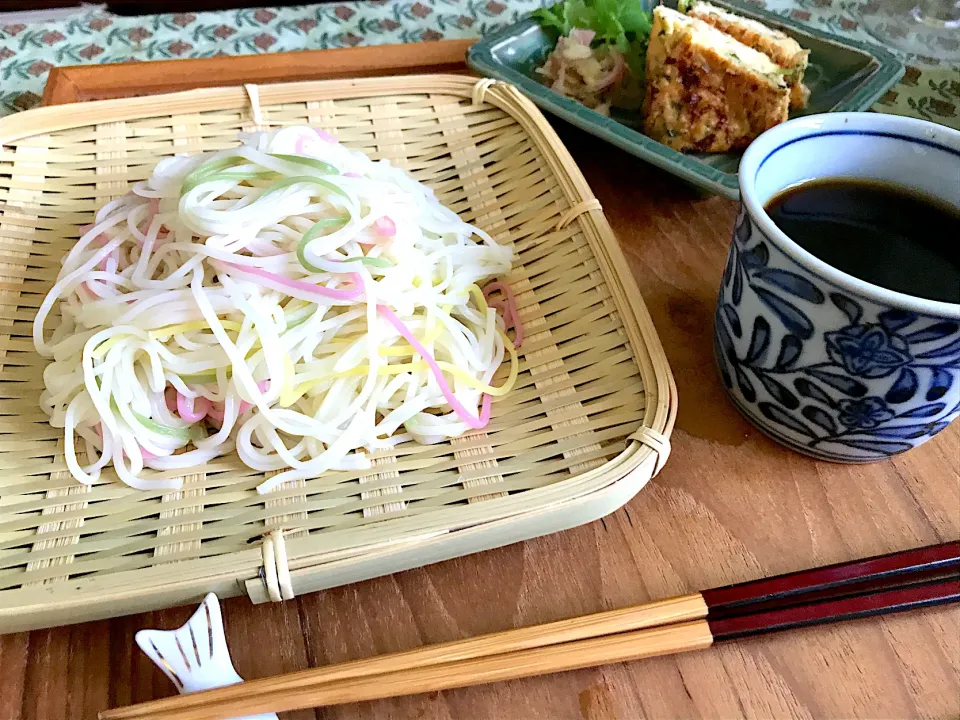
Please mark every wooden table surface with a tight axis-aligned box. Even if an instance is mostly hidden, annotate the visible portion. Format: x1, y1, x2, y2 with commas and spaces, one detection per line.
0, 123, 957, 720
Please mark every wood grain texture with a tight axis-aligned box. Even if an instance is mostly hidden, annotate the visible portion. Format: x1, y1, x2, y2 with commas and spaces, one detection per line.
41, 41, 476, 106
7, 69, 960, 718
2, 122, 956, 720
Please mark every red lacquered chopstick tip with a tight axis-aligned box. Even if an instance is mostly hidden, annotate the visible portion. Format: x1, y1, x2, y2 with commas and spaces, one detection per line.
708, 576, 960, 641
702, 542, 960, 614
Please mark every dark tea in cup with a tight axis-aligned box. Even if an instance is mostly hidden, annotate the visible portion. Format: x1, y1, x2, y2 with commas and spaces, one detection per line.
764, 179, 960, 304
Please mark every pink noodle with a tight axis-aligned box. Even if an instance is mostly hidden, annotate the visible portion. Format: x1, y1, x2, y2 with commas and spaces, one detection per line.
378, 305, 491, 429
82, 224, 109, 249
373, 216, 396, 238
144, 198, 170, 241
239, 379, 271, 415
295, 128, 336, 155
483, 280, 523, 348
84, 223, 111, 275
221, 261, 362, 301
177, 392, 210, 422
77, 283, 95, 302
192, 377, 269, 423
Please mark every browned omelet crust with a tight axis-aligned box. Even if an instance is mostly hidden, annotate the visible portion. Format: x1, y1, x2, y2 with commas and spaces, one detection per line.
689, 2, 810, 108
643, 8, 790, 153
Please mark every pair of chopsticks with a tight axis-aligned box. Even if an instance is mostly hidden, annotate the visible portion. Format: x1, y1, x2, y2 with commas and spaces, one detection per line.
100, 541, 959, 720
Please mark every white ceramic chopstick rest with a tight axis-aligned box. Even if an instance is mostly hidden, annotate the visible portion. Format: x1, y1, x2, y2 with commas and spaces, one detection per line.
135, 592, 278, 720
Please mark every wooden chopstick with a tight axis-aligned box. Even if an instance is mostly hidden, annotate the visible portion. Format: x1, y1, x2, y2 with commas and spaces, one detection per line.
100, 594, 709, 720
708, 575, 959, 640
99, 542, 960, 720
106, 621, 717, 720
703, 541, 960, 618
105, 575, 960, 720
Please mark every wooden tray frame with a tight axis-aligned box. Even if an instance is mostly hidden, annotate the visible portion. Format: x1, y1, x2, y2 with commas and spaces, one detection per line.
42, 40, 476, 106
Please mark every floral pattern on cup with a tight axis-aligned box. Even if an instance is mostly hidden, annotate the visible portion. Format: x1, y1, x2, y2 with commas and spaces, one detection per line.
824, 324, 912, 377
715, 206, 959, 462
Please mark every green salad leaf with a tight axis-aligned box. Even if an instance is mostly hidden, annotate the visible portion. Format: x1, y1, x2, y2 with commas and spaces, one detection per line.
532, 2, 571, 35
532, 0, 653, 81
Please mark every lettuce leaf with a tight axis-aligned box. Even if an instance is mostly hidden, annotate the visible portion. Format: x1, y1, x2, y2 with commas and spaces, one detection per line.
533, 0, 653, 80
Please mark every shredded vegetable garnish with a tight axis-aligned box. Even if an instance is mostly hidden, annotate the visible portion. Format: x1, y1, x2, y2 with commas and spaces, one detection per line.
35, 126, 516, 494
533, 0, 652, 113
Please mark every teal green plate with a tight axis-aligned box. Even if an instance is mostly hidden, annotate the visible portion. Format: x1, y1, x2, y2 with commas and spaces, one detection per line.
466, 1, 905, 199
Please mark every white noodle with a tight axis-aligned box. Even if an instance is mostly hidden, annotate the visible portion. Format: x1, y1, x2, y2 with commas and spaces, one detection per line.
34, 126, 515, 494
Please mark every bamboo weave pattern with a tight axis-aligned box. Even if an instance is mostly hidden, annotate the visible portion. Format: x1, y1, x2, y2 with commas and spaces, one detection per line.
0, 76, 673, 629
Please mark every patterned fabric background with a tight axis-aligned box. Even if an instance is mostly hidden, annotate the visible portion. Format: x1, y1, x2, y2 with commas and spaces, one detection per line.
0, 0, 957, 128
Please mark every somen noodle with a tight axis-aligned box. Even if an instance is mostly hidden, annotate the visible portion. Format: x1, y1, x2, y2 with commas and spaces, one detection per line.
34, 126, 520, 494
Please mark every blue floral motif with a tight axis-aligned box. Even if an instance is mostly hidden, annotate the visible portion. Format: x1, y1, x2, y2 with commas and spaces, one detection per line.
836, 397, 895, 429
715, 209, 960, 462
824, 324, 913, 378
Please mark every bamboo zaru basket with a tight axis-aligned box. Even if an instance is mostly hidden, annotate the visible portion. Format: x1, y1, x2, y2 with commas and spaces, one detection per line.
0, 75, 676, 632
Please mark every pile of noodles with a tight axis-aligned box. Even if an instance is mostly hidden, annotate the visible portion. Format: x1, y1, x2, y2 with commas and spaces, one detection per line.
34, 126, 521, 494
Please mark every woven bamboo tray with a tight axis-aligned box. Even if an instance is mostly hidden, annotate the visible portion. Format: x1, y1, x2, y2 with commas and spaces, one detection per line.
0, 75, 676, 632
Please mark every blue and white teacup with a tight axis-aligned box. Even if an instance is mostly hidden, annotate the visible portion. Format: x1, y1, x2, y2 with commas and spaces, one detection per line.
715, 113, 959, 462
